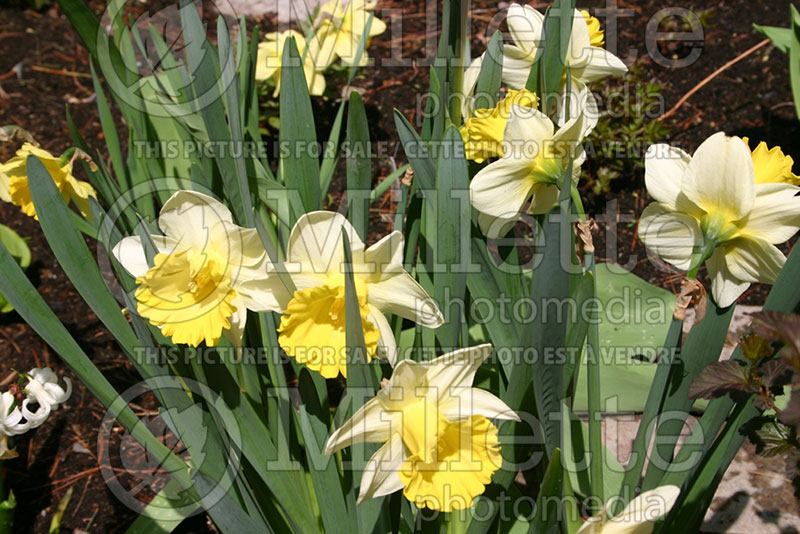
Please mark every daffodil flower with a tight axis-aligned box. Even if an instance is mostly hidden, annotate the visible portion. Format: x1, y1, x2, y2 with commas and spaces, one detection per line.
324, 344, 518, 511
461, 89, 540, 162
314, 0, 386, 67
577, 485, 680, 534
255, 30, 327, 96
113, 191, 285, 347
273, 211, 443, 377
470, 104, 587, 238
501, 4, 627, 90
639, 133, 800, 307
0, 143, 96, 220
22, 368, 72, 425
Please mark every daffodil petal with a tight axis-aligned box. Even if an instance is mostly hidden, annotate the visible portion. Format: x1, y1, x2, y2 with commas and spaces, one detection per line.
112, 235, 181, 278
357, 434, 406, 504
470, 155, 534, 220
363, 231, 405, 280
609, 485, 680, 534
367, 272, 444, 328
638, 203, 703, 271
741, 183, 800, 243
645, 144, 692, 208
441, 387, 520, 422
324, 398, 394, 455
724, 237, 785, 284
506, 3, 543, 55
368, 304, 398, 365
287, 211, 365, 277
501, 44, 536, 89
707, 248, 750, 308
478, 211, 519, 239
425, 344, 494, 392
681, 132, 755, 221
573, 46, 628, 82
158, 190, 234, 251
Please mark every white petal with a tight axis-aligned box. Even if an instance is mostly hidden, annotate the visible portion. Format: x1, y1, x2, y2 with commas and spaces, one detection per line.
222, 303, 248, 347
567, 9, 592, 68
368, 305, 398, 366
238, 274, 291, 312
462, 53, 485, 118
682, 133, 755, 221
286, 211, 365, 277
210, 222, 267, 269
363, 231, 405, 281
529, 183, 560, 215
158, 190, 234, 251
440, 387, 520, 422
357, 434, 405, 504
645, 144, 692, 209
425, 344, 494, 392
610, 485, 680, 532
638, 203, 703, 271
500, 44, 535, 90
742, 183, 800, 243
324, 398, 394, 455
573, 47, 628, 83
367, 272, 443, 328
707, 248, 749, 308
112, 235, 181, 278
505, 105, 555, 150
506, 3, 543, 55
470, 156, 534, 220
724, 237, 785, 284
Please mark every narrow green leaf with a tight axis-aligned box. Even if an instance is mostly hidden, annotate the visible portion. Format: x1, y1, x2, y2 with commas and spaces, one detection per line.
346, 91, 372, 240
473, 31, 504, 110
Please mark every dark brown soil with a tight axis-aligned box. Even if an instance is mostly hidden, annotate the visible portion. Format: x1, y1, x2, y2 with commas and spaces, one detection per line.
0, 0, 797, 532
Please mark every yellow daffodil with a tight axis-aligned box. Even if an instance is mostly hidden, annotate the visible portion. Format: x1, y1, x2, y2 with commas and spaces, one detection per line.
0, 143, 96, 220
639, 133, 800, 307
577, 485, 680, 534
501, 4, 626, 90
461, 89, 539, 162
314, 0, 387, 67
272, 211, 443, 378
324, 344, 518, 511
470, 104, 587, 238
255, 30, 327, 96
743, 137, 800, 185
113, 191, 285, 347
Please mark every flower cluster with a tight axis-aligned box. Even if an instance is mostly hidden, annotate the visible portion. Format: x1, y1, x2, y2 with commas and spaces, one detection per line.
255, 0, 386, 96
0, 368, 72, 459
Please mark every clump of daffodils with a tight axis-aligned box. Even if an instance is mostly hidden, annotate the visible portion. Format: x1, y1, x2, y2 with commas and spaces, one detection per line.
0, 143, 97, 220
639, 132, 800, 307
255, 0, 386, 97
0, 368, 72, 459
325, 344, 518, 511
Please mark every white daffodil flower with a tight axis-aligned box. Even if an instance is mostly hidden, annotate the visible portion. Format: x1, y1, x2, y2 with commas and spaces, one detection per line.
113, 190, 285, 347
577, 485, 680, 534
501, 4, 627, 90
470, 104, 587, 238
324, 344, 518, 511
269, 211, 443, 377
638, 133, 800, 308
0, 391, 30, 437
21, 368, 72, 426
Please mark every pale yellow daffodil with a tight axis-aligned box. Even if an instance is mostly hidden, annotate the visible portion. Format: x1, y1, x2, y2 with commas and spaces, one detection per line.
271, 211, 443, 378
469, 104, 587, 238
113, 191, 284, 347
577, 485, 680, 534
324, 344, 518, 511
501, 4, 627, 89
0, 143, 96, 220
314, 0, 386, 67
461, 89, 539, 162
255, 30, 327, 96
639, 133, 800, 307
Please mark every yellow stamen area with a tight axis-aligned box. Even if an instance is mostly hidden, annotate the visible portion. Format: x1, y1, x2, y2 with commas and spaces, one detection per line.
581, 10, 605, 47
398, 415, 501, 512
743, 137, 800, 185
277, 276, 379, 378
135, 250, 237, 347
463, 89, 539, 162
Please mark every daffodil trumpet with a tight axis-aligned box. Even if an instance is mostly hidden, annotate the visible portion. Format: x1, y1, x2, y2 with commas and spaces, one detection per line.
324, 344, 518, 511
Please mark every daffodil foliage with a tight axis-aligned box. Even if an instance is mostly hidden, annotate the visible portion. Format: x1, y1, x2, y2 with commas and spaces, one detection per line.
1, 1, 799, 533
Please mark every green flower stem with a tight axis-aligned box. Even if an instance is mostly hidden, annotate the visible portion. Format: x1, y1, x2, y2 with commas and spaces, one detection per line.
686, 240, 717, 279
